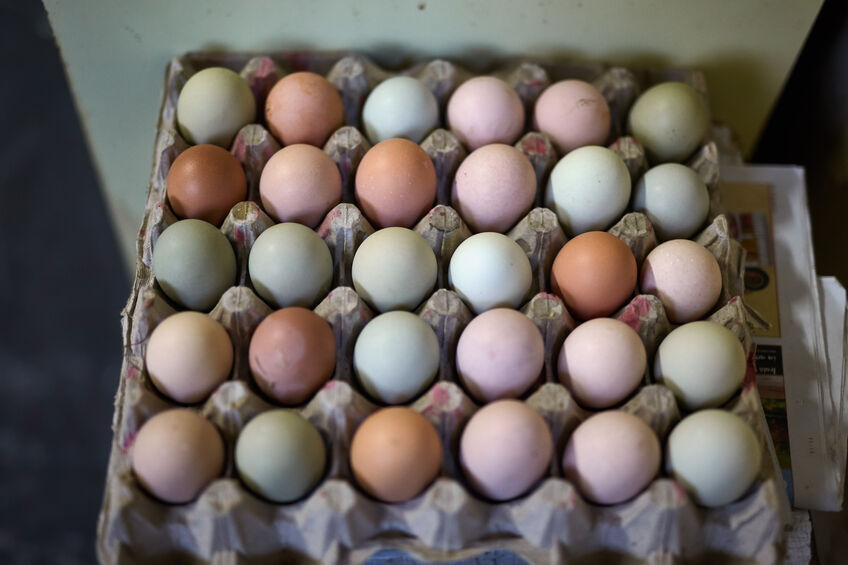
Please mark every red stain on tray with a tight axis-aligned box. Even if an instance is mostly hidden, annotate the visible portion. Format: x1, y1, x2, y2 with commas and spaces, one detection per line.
617, 296, 651, 332
743, 355, 758, 389
521, 137, 548, 155
430, 385, 450, 407
121, 430, 138, 453
126, 366, 140, 380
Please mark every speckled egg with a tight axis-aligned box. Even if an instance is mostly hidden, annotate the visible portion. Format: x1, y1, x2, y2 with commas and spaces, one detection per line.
446, 76, 525, 150
452, 144, 537, 233
640, 239, 722, 323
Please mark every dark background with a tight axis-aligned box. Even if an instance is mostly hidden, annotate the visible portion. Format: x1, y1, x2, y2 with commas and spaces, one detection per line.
0, 1, 844, 563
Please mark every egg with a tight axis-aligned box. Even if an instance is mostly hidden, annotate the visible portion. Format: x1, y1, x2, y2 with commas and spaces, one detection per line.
632, 163, 710, 240
544, 146, 631, 236
249, 307, 336, 405
460, 400, 552, 501
456, 309, 544, 403
362, 76, 439, 144
351, 227, 437, 312
166, 144, 247, 226
355, 138, 437, 228
264, 72, 344, 147
446, 76, 525, 150
532, 80, 611, 155
557, 318, 646, 409
350, 407, 442, 502
640, 239, 722, 323
451, 144, 536, 233
654, 321, 746, 411
627, 81, 710, 163
666, 410, 761, 507
448, 233, 532, 313
153, 219, 236, 311
259, 144, 342, 227
563, 410, 660, 504
177, 67, 256, 147
235, 410, 326, 503
248, 223, 333, 309
353, 311, 440, 404
145, 312, 233, 404
131, 409, 224, 504
550, 231, 637, 320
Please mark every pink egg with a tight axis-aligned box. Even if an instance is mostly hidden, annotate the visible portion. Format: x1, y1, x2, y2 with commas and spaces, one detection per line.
563, 410, 660, 505
457, 308, 544, 403
145, 312, 233, 404
447, 77, 525, 150
452, 144, 537, 233
131, 409, 225, 504
259, 144, 342, 227
460, 400, 553, 501
557, 318, 646, 409
533, 80, 611, 154
640, 239, 722, 323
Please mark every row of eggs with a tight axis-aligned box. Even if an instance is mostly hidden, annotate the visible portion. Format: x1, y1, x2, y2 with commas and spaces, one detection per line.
132, 400, 760, 511
170, 66, 712, 243
177, 66, 709, 165
154, 215, 723, 325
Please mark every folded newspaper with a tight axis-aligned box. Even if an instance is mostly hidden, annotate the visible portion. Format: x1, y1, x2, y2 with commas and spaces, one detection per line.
719, 165, 847, 512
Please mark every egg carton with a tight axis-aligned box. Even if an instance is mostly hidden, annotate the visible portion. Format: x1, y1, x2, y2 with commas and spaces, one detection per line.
97, 53, 789, 564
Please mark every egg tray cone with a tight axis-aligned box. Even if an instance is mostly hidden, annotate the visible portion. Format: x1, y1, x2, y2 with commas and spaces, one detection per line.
97, 53, 790, 564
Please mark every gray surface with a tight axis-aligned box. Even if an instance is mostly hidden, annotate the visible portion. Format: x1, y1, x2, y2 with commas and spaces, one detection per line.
0, 2, 128, 564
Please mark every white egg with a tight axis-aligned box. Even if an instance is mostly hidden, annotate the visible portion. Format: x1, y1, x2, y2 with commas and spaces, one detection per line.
544, 146, 631, 236
627, 81, 710, 163
666, 409, 761, 507
632, 163, 710, 240
654, 321, 746, 411
362, 76, 439, 144
177, 67, 256, 147
448, 233, 532, 313
248, 223, 333, 308
352, 227, 437, 312
353, 311, 440, 404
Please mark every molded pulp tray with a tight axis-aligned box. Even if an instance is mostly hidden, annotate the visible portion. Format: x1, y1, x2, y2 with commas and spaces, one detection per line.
96, 52, 791, 564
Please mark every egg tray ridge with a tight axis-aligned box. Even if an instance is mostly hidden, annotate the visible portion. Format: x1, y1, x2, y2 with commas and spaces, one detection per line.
97, 53, 788, 564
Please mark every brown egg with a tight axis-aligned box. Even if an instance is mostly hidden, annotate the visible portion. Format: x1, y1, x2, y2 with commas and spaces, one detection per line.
166, 144, 247, 226
551, 231, 637, 320
355, 138, 437, 228
350, 407, 442, 502
264, 72, 344, 146
259, 144, 342, 227
131, 409, 224, 504
248, 307, 336, 405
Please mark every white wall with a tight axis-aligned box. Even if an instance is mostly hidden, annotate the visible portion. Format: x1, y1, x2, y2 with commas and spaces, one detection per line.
43, 0, 822, 269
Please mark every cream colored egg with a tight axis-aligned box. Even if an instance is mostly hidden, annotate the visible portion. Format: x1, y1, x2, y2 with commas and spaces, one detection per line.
352, 227, 438, 312
627, 82, 710, 163
654, 321, 746, 411
177, 67, 256, 147
145, 312, 233, 404
666, 409, 761, 507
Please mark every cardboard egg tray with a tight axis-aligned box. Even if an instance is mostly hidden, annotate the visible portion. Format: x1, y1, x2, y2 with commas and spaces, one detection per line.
96, 53, 791, 564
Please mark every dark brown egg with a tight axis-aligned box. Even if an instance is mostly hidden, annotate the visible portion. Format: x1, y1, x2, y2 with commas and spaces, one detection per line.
166, 144, 247, 226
